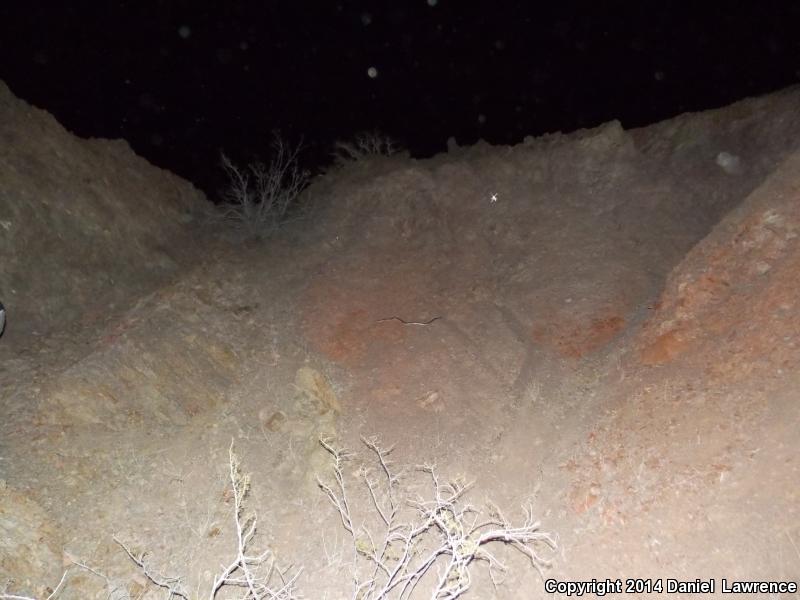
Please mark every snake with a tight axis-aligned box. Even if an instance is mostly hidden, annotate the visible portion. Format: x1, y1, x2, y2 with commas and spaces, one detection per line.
376, 316, 441, 326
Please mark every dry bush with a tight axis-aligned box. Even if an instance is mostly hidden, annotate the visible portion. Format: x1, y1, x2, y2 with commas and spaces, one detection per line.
218, 134, 310, 238
1, 442, 301, 600
317, 436, 557, 599
2, 439, 556, 600
333, 131, 398, 164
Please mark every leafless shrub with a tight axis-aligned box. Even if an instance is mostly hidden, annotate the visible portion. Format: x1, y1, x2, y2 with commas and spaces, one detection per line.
2, 439, 555, 600
333, 131, 398, 163
317, 436, 557, 599
2, 442, 301, 600
116, 441, 301, 599
219, 134, 310, 238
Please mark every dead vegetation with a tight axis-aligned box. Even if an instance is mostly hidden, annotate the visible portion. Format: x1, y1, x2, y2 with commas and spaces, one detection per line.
3, 83, 800, 600
333, 131, 398, 164
316, 436, 557, 599
218, 134, 310, 238
1, 440, 554, 600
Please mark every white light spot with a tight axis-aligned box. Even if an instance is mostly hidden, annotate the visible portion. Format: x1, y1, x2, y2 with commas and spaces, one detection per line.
178, 25, 191, 39
654, 70, 665, 81
239, 41, 249, 50
716, 151, 741, 175
367, 66, 379, 78
427, 0, 438, 5
361, 12, 372, 26
477, 113, 486, 124
490, 193, 498, 203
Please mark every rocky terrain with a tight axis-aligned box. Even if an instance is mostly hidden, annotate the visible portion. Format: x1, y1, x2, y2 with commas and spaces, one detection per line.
1, 80, 798, 598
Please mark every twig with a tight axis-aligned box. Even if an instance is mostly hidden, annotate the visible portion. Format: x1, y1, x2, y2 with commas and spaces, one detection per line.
114, 537, 190, 600
0, 567, 69, 600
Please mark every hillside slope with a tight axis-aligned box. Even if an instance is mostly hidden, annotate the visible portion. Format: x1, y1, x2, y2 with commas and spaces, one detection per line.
1, 84, 799, 599
0, 81, 209, 337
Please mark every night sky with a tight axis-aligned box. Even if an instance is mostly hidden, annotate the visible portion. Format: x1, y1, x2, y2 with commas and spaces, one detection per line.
1, 2, 799, 199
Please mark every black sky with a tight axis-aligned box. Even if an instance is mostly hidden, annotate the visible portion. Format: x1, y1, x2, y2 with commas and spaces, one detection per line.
1, 1, 799, 199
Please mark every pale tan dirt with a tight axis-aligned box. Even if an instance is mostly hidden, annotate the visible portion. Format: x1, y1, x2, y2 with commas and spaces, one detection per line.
1, 83, 799, 599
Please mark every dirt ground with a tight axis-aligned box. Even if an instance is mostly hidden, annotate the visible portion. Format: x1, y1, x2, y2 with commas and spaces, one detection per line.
1, 82, 798, 599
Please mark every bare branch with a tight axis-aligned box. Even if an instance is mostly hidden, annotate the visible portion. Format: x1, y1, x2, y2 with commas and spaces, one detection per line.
218, 134, 310, 238
318, 437, 557, 599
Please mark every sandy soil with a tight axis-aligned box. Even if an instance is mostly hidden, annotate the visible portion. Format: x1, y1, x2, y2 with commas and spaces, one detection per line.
1, 83, 798, 599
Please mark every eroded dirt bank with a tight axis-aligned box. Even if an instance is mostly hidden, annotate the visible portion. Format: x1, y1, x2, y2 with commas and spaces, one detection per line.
1, 83, 799, 598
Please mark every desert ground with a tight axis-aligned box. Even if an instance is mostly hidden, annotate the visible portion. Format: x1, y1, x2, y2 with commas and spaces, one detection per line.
1, 80, 798, 598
